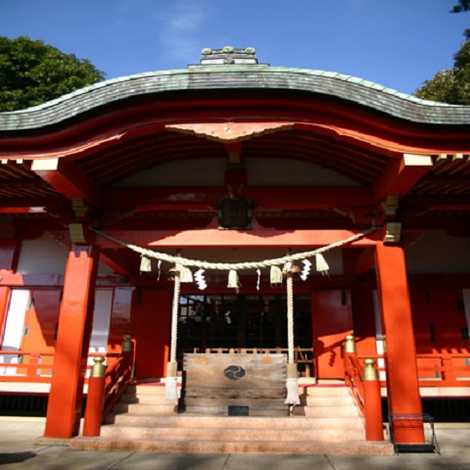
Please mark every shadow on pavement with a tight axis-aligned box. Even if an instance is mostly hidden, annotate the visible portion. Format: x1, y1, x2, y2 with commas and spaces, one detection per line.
0, 451, 36, 466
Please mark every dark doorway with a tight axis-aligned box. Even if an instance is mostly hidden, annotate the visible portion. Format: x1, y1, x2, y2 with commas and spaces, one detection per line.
178, 294, 312, 354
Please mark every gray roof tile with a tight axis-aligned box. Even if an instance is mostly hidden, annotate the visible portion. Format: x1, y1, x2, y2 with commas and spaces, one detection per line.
0, 65, 469, 131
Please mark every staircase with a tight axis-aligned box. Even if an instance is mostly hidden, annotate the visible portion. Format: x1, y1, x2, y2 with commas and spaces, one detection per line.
71, 383, 393, 455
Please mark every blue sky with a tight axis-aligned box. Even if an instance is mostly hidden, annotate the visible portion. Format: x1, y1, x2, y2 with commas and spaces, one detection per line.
1, 0, 468, 94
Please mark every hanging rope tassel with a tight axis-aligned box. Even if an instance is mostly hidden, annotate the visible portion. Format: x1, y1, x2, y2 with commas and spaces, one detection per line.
315, 253, 330, 275
227, 269, 240, 289
285, 272, 300, 407
156, 260, 162, 281
300, 259, 312, 281
270, 265, 283, 285
139, 255, 152, 273
256, 268, 261, 291
178, 264, 193, 283
165, 268, 181, 401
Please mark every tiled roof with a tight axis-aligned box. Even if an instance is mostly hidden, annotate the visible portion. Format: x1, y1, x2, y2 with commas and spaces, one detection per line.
0, 64, 469, 131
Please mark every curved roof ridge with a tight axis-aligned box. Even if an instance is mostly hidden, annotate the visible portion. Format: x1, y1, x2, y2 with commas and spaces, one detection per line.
0, 65, 468, 130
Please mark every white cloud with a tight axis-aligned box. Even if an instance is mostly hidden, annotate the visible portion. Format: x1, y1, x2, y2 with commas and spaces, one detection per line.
157, 1, 209, 62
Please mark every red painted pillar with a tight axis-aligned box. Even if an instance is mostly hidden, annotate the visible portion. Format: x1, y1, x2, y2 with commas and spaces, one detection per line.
83, 357, 106, 437
375, 243, 424, 444
45, 245, 98, 438
362, 358, 384, 441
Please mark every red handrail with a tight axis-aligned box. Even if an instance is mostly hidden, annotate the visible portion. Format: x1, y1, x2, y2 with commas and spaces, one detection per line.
355, 351, 470, 387
344, 352, 365, 414
102, 341, 135, 418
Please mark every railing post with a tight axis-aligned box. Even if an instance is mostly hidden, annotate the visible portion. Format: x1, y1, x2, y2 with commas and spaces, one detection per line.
122, 334, 135, 380
344, 335, 356, 354
363, 358, 384, 441
441, 351, 457, 385
122, 335, 132, 353
343, 335, 355, 382
83, 357, 106, 437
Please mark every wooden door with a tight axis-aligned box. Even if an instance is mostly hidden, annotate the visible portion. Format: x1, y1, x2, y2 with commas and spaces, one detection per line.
311, 289, 353, 379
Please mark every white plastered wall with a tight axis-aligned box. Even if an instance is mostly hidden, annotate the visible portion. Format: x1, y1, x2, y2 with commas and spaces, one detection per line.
17, 232, 115, 277
9, 234, 117, 378
0, 289, 30, 376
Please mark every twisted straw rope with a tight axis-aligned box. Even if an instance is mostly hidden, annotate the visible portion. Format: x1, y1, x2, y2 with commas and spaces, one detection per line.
92, 226, 377, 271
286, 273, 295, 365
169, 271, 181, 365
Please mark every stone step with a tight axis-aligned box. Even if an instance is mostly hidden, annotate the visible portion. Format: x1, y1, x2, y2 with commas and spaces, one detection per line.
306, 386, 351, 397
100, 425, 364, 442
184, 398, 286, 407
185, 406, 288, 417
113, 402, 177, 416
72, 437, 393, 456
126, 384, 166, 395
304, 405, 359, 418
109, 414, 364, 431
306, 395, 355, 407
121, 393, 173, 405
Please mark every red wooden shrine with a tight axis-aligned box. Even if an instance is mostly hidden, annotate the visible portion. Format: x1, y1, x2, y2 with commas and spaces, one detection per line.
0, 47, 469, 448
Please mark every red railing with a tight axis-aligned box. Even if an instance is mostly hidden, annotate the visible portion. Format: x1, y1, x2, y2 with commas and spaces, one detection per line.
83, 338, 135, 436
0, 348, 135, 390
343, 340, 384, 441
415, 351, 470, 386
102, 348, 133, 417
0, 351, 55, 382
344, 352, 366, 414
354, 351, 470, 387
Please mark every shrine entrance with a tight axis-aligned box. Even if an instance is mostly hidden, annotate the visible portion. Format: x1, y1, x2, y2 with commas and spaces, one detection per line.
177, 294, 313, 376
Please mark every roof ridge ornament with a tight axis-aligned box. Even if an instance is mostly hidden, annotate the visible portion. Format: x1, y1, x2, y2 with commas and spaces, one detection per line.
199, 46, 259, 65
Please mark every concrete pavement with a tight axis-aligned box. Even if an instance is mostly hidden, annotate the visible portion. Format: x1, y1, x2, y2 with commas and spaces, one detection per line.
0, 418, 470, 469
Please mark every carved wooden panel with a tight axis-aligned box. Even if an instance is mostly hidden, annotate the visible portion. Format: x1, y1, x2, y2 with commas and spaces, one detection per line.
184, 353, 287, 416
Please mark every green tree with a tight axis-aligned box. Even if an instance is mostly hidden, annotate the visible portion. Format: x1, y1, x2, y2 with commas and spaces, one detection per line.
0, 36, 104, 111
416, 25, 470, 104
451, 1, 470, 12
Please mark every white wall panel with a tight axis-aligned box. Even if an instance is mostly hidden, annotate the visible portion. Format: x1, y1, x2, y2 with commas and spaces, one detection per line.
17, 233, 67, 275
0, 289, 30, 375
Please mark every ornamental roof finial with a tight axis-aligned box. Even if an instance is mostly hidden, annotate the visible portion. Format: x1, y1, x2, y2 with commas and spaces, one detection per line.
200, 46, 258, 65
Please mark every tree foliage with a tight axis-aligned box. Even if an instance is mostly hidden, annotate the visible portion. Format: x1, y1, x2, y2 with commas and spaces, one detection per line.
416, 27, 470, 104
451, 1, 470, 12
0, 36, 104, 111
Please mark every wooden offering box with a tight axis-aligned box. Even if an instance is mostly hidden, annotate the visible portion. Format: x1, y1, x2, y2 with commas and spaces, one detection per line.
184, 352, 288, 416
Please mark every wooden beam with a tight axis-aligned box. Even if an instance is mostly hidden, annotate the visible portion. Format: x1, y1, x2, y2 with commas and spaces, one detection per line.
0, 207, 46, 214
31, 158, 98, 204
106, 186, 374, 212
373, 154, 433, 201
166, 122, 294, 142
99, 252, 130, 276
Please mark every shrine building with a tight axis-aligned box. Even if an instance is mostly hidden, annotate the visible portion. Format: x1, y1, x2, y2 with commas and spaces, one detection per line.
0, 46, 469, 454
